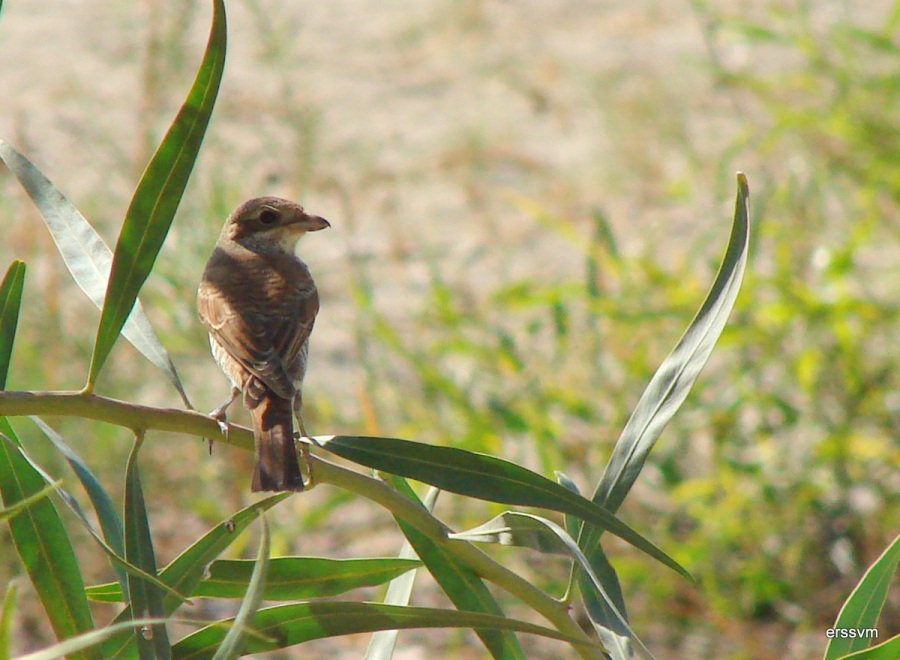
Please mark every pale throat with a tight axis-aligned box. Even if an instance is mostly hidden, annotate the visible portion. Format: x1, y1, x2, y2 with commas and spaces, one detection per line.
237, 228, 304, 256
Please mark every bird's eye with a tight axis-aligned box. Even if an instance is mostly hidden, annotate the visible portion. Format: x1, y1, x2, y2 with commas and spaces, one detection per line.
258, 209, 279, 225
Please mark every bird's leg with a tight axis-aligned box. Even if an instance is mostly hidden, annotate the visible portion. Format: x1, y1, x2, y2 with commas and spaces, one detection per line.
293, 393, 314, 489
207, 387, 240, 452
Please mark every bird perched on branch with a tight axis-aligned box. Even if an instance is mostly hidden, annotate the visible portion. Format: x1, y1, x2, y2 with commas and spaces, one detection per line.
198, 197, 329, 491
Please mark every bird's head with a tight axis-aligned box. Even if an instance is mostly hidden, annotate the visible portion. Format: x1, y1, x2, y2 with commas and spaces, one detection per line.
223, 197, 330, 254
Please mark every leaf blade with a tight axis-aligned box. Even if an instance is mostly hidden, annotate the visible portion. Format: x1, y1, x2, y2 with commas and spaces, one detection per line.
0, 143, 191, 405
318, 434, 690, 580
591, 173, 751, 515
212, 516, 270, 660
825, 532, 900, 660
0, 421, 94, 657
171, 602, 600, 659
123, 435, 170, 658
0, 260, 26, 390
87, 0, 226, 386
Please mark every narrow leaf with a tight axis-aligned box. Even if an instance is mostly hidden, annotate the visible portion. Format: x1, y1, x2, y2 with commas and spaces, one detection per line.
371, 486, 440, 659
31, 416, 128, 595
0, 434, 187, 606
381, 475, 525, 659
825, 532, 900, 660
0, 421, 94, 656
579, 548, 633, 660
87, 0, 226, 386
123, 434, 170, 658
88, 556, 420, 603
834, 635, 900, 660
557, 473, 633, 658
200, 557, 419, 601
171, 602, 600, 659
99, 494, 288, 658
0, 478, 60, 521
0, 260, 26, 390
16, 619, 172, 660
213, 516, 270, 660
157, 494, 289, 610
0, 582, 17, 659
0, 143, 191, 406
588, 174, 751, 517
317, 434, 690, 581
453, 512, 652, 659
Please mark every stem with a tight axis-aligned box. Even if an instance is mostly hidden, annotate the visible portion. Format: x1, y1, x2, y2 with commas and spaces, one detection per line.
0, 390, 251, 450
0, 389, 604, 658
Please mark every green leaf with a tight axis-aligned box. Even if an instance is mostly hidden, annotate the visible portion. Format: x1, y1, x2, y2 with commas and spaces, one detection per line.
379, 476, 525, 660
123, 435, 170, 658
0, 142, 191, 406
213, 516, 270, 660
0, 583, 17, 660
89, 557, 420, 603
16, 619, 172, 660
0, 421, 94, 657
99, 495, 288, 658
581, 173, 751, 549
202, 556, 419, 600
0, 477, 60, 522
0, 260, 25, 390
0, 433, 186, 607
30, 416, 128, 596
834, 634, 900, 660
825, 532, 900, 660
451, 512, 651, 659
366, 484, 435, 660
86, 0, 226, 387
157, 494, 289, 609
171, 602, 600, 659
317, 434, 690, 581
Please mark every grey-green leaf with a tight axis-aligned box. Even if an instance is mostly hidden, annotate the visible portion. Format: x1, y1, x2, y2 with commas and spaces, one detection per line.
588, 174, 751, 517
453, 512, 652, 659
0, 143, 191, 406
0, 478, 61, 521
31, 416, 128, 595
213, 516, 270, 660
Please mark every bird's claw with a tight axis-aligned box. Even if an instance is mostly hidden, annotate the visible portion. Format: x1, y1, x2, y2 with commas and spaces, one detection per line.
205, 410, 232, 454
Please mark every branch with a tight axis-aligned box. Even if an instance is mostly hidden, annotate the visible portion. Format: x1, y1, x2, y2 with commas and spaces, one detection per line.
0, 390, 251, 450
0, 389, 603, 658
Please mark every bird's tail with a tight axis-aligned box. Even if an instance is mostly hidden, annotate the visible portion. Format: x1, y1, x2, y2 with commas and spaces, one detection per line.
248, 393, 304, 492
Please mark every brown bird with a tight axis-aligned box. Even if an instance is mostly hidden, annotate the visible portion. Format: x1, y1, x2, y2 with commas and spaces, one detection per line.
198, 197, 329, 491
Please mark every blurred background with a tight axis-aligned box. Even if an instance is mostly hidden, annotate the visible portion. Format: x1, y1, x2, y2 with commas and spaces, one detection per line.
0, 1, 897, 657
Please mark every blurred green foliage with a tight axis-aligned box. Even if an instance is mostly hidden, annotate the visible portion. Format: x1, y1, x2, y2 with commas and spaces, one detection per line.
0, 1, 897, 657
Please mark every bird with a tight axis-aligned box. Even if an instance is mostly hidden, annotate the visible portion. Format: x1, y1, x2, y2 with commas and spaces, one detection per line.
197, 197, 329, 492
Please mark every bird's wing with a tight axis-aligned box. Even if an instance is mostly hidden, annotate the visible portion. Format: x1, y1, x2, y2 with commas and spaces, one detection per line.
198, 271, 319, 400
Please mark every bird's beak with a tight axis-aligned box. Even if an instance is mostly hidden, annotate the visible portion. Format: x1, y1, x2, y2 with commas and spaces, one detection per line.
306, 215, 331, 232
285, 215, 330, 232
